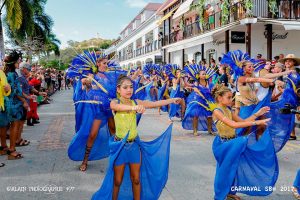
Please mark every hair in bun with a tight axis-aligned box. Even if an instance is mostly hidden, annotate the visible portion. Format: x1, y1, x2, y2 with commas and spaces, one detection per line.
211, 84, 231, 101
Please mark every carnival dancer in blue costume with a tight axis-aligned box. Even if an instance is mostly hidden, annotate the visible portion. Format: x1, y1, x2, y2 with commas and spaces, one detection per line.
67, 51, 121, 171
3, 51, 28, 160
158, 67, 170, 114
182, 64, 217, 136
68, 51, 148, 171
211, 84, 278, 200
92, 75, 181, 200
221, 51, 276, 139
166, 64, 186, 120
142, 64, 160, 102
292, 169, 300, 199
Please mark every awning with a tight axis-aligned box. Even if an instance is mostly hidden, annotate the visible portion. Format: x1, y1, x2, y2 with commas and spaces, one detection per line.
259, 19, 300, 30
172, 0, 194, 19
157, 10, 175, 25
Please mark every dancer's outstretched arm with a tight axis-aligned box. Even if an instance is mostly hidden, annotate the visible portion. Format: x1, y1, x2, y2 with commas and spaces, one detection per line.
213, 109, 270, 129
137, 98, 181, 109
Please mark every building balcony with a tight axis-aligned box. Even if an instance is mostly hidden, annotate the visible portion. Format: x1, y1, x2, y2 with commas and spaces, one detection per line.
163, 0, 300, 47
118, 40, 162, 62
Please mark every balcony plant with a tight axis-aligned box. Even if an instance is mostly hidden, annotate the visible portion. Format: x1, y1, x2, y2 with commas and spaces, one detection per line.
240, 0, 257, 24
268, 0, 278, 17
190, 0, 205, 32
221, 0, 230, 25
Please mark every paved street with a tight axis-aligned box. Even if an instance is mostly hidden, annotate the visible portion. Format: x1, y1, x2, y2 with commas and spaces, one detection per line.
0, 89, 299, 200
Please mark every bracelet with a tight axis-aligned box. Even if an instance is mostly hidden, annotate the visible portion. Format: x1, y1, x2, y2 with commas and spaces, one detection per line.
252, 121, 257, 125
253, 113, 258, 118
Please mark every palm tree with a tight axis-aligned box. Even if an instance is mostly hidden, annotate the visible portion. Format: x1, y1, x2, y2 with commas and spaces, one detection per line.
7, 0, 60, 61
0, 0, 23, 58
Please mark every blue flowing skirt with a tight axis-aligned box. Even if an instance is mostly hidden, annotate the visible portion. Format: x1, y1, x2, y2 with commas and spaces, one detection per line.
239, 90, 298, 152
145, 82, 157, 101
169, 85, 184, 118
268, 88, 297, 152
182, 91, 216, 131
68, 85, 112, 161
213, 129, 279, 200
294, 169, 300, 194
92, 124, 172, 200
158, 83, 168, 112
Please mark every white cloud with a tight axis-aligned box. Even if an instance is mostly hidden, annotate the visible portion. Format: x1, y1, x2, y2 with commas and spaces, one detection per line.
125, 0, 147, 8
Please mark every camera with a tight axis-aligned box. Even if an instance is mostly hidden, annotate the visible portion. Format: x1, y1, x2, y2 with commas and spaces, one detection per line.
280, 103, 300, 114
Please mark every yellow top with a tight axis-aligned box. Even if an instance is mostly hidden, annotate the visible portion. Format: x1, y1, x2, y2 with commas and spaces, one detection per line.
0, 70, 11, 111
235, 82, 258, 108
114, 100, 138, 140
213, 106, 236, 138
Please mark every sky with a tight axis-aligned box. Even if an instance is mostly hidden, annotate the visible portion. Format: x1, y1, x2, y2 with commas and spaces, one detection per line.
45, 0, 164, 48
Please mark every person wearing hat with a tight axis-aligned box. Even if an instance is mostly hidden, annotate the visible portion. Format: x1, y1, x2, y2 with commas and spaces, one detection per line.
17, 62, 47, 145
279, 54, 300, 140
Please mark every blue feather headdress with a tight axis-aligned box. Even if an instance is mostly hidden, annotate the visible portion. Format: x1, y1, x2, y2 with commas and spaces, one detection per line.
142, 64, 161, 78
164, 64, 181, 80
66, 50, 108, 78
184, 64, 218, 81
221, 50, 255, 78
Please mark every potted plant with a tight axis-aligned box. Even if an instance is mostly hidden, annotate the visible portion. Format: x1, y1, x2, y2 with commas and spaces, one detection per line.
240, 0, 257, 24
221, 0, 230, 25
268, 0, 278, 17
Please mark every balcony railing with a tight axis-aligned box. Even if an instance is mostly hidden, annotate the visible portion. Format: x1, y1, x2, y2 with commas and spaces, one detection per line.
118, 40, 162, 62
253, 0, 300, 19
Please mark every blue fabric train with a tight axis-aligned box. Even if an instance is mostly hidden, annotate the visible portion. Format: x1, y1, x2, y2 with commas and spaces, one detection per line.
92, 124, 172, 200
213, 129, 279, 200
294, 169, 300, 194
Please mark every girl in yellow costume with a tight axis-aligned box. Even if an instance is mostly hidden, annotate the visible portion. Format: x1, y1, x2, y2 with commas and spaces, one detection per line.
92, 75, 181, 200
211, 85, 278, 200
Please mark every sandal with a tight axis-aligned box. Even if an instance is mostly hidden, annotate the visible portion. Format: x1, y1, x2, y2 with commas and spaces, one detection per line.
292, 187, 300, 200
7, 150, 23, 160
16, 139, 30, 147
0, 163, 4, 167
79, 146, 92, 172
0, 146, 9, 155
289, 136, 297, 140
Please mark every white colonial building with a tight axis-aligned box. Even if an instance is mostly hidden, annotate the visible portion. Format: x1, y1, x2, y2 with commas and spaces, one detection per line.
106, 0, 300, 69
105, 3, 164, 69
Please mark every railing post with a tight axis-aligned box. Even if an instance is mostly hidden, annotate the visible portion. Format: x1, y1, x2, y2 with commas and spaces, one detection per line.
290, 0, 292, 19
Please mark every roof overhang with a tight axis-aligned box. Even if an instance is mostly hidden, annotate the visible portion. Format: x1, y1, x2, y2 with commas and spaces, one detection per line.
259, 19, 300, 30
172, 0, 194, 19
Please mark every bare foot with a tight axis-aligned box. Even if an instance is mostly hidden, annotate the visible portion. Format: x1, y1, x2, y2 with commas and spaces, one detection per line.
79, 162, 88, 171
292, 187, 300, 200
